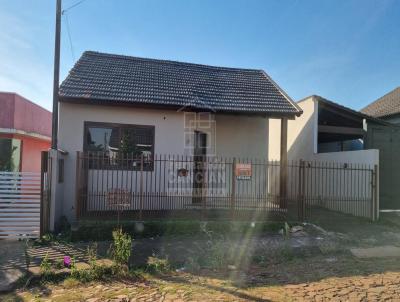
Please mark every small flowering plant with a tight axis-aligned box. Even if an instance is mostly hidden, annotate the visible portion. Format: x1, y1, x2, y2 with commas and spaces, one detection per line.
64, 256, 72, 268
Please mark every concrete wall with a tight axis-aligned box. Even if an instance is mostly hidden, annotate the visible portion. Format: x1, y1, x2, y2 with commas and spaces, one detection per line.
313, 149, 379, 166
269, 97, 316, 161
57, 102, 270, 222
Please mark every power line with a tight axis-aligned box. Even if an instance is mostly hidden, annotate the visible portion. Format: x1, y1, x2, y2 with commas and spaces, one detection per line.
62, 0, 87, 13
63, 13, 75, 62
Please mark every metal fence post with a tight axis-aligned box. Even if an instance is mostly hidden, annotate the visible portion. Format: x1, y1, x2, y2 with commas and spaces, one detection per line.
40, 151, 49, 237
371, 164, 378, 221
75, 151, 81, 219
297, 159, 305, 221
231, 158, 236, 219
139, 154, 144, 220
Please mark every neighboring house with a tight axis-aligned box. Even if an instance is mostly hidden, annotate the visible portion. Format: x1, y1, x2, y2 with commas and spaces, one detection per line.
55, 51, 302, 223
361, 86, 400, 124
0, 92, 51, 172
361, 86, 400, 210
269, 95, 400, 210
269, 95, 387, 161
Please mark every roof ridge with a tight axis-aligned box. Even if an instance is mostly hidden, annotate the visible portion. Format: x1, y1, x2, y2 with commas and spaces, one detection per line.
83, 50, 263, 73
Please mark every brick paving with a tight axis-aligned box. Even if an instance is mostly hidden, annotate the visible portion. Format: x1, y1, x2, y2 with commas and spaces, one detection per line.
3, 269, 400, 301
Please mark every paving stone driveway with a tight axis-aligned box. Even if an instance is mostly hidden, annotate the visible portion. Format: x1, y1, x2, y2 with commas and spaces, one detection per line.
0, 240, 25, 292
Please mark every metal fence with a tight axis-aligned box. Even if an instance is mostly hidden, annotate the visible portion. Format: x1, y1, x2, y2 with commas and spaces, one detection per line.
296, 160, 378, 221
0, 171, 41, 239
75, 152, 378, 221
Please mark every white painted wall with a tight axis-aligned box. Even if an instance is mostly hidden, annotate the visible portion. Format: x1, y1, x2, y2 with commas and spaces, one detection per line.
57, 102, 270, 222
269, 96, 316, 161
216, 115, 269, 158
313, 149, 379, 166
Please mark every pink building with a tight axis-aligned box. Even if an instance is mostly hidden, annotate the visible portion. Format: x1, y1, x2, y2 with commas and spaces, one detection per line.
0, 92, 51, 172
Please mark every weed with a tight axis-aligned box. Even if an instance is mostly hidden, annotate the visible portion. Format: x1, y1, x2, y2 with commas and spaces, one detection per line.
283, 222, 291, 239
146, 255, 170, 274
87, 242, 98, 268
54, 258, 65, 270
109, 228, 132, 268
40, 252, 52, 276
70, 256, 79, 279
23, 239, 31, 271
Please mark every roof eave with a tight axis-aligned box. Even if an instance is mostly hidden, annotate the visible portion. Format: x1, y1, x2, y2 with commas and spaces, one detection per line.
59, 95, 300, 118
260, 70, 303, 116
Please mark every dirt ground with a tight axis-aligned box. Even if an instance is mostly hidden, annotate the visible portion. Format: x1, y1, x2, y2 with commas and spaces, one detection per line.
3, 212, 400, 301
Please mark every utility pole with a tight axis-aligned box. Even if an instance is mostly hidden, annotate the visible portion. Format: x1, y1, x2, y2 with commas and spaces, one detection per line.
51, 0, 61, 150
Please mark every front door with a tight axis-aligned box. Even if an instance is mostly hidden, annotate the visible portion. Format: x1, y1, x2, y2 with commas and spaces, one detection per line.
193, 131, 207, 204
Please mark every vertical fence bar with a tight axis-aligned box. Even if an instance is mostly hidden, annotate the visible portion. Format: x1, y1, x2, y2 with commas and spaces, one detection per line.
139, 154, 144, 220
75, 151, 81, 219
230, 157, 236, 218
371, 164, 378, 221
297, 160, 303, 221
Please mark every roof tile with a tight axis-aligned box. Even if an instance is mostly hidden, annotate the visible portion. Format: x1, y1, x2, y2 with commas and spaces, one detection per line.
59, 51, 301, 115
361, 87, 400, 118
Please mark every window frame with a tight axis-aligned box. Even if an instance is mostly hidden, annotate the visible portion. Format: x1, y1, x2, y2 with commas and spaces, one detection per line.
83, 121, 155, 171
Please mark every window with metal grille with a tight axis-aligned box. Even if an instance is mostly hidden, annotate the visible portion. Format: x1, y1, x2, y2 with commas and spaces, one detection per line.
84, 121, 155, 170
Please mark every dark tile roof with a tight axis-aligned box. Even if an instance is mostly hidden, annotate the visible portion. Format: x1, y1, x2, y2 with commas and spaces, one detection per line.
361, 87, 400, 118
59, 51, 302, 116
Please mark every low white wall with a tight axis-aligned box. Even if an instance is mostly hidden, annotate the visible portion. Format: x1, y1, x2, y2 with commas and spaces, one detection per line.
313, 149, 379, 166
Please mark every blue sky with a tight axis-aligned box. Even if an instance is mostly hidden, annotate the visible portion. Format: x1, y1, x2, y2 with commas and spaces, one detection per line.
0, 0, 399, 111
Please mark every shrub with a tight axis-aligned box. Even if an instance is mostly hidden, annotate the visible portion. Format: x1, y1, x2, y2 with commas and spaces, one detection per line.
109, 228, 132, 268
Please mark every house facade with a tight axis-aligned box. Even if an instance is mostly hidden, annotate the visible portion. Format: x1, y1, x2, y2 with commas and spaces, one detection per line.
0, 92, 51, 172
54, 51, 302, 224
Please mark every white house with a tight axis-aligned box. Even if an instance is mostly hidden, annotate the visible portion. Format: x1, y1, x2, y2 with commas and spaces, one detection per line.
51, 51, 302, 226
